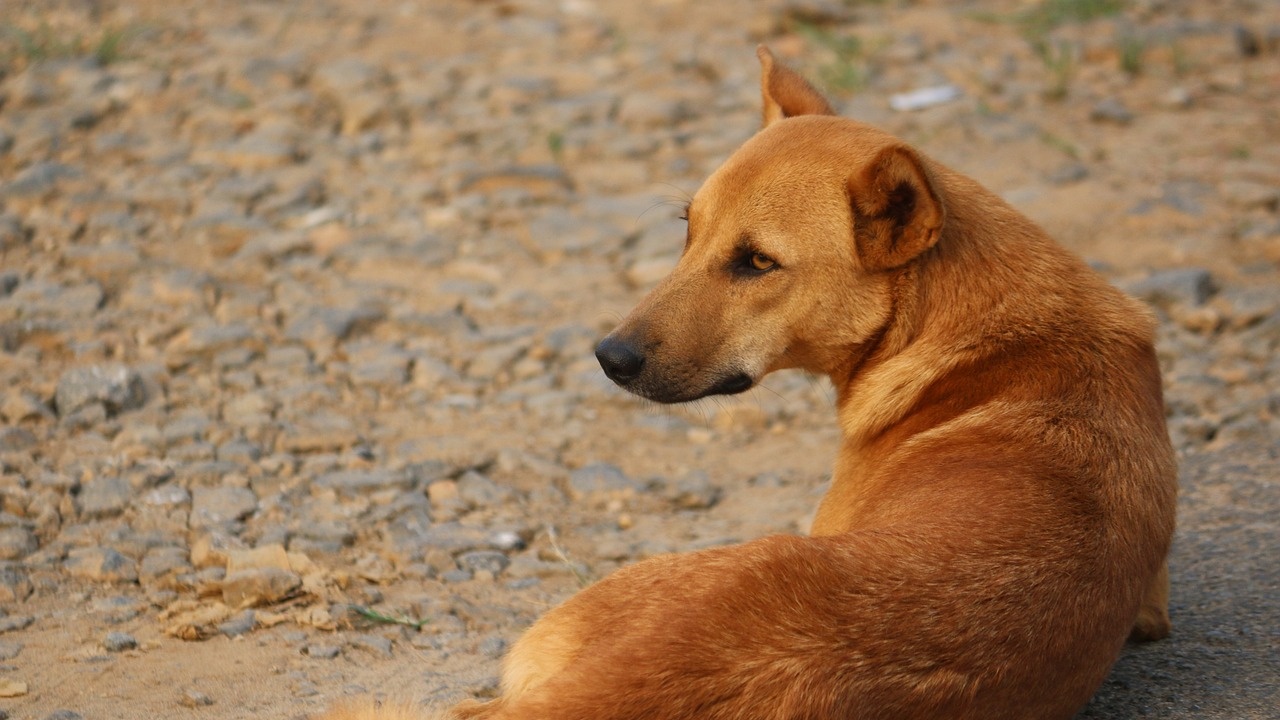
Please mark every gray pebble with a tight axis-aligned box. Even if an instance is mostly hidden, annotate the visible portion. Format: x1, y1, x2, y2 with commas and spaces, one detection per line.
0, 641, 22, 660
1090, 98, 1133, 124
0, 566, 32, 602
1124, 268, 1216, 310
55, 364, 146, 417
568, 462, 639, 501
76, 476, 133, 519
457, 470, 515, 508
0, 615, 33, 634
457, 550, 511, 576
190, 486, 258, 529
0, 528, 37, 561
179, 688, 214, 707
220, 568, 300, 608
478, 636, 507, 658
64, 547, 138, 583
0, 427, 37, 453
303, 644, 341, 659
348, 633, 393, 658
217, 610, 257, 637
102, 631, 138, 652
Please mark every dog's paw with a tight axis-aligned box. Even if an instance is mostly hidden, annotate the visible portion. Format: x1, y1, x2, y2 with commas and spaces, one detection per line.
1129, 608, 1171, 642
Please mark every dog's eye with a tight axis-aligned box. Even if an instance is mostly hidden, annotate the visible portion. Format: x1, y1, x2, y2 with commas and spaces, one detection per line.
749, 253, 776, 272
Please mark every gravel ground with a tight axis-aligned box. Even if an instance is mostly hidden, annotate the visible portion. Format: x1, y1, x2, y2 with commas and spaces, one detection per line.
0, 1, 1277, 718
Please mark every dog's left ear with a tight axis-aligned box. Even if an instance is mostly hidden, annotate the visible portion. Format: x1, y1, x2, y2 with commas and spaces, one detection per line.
758, 45, 835, 127
850, 145, 945, 272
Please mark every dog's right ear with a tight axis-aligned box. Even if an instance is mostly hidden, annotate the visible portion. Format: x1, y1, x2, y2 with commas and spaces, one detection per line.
850, 145, 945, 272
758, 45, 835, 127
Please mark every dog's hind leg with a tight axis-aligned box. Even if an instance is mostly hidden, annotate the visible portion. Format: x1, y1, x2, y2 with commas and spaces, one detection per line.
1129, 561, 1171, 641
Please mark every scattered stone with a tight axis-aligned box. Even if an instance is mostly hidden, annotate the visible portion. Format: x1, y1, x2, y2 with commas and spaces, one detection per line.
667, 472, 722, 510
179, 688, 215, 707
0, 528, 37, 561
303, 644, 341, 659
217, 610, 257, 637
457, 550, 511, 577
567, 463, 640, 502
102, 631, 138, 652
1090, 98, 1134, 124
76, 475, 134, 519
54, 364, 146, 417
190, 486, 258, 529
220, 568, 301, 608
44, 711, 85, 720
0, 615, 33, 633
0, 679, 28, 698
0, 566, 32, 602
1125, 268, 1217, 309
348, 633, 393, 658
64, 547, 139, 583
0, 641, 22, 660
0, 427, 37, 453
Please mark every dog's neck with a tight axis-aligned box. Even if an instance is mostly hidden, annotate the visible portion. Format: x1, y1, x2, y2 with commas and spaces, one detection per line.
831, 167, 1092, 449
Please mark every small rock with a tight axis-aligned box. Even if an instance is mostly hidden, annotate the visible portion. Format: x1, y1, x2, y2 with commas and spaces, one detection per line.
1046, 163, 1089, 185
217, 610, 257, 637
220, 568, 301, 608
457, 550, 511, 576
0, 565, 33, 602
190, 531, 247, 569
348, 633, 393, 658
0, 642, 22, 660
54, 364, 146, 417
190, 486, 258, 529
314, 469, 412, 495
456, 471, 515, 508
65, 547, 139, 583
1090, 98, 1133, 125
179, 688, 214, 707
103, 631, 138, 652
1125, 268, 1216, 309
0, 427, 37, 453
141, 547, 194, 583
667, 472, 722, 510
44, 711, 84, 720
303, 644, 341, 659
0, 528, 37, 561
2, 161, 81, 196
479, 636, 507, 658
77, 475, 133, 519
0, 615, 33, 633
91, 596, 142, 624
0, 679, 28, 698
567, 462, 639, 501
1220, 180, 1279, 211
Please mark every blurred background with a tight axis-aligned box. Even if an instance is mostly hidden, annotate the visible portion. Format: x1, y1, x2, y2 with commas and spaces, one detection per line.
0, 1, 1277, 718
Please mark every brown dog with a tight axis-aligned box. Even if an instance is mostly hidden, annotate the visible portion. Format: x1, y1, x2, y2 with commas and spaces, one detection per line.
326, 47, 1176, 720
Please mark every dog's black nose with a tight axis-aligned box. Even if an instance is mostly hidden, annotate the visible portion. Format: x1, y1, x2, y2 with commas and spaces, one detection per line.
595, 337, 645, 384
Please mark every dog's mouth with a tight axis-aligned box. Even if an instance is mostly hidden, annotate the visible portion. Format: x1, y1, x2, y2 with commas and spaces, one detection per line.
626, 370, 755, 405
705, 372, 754, 397
596, 336, 755, 403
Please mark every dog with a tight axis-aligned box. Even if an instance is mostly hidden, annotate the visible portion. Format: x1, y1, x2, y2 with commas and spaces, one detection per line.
323, 46, 1176, 720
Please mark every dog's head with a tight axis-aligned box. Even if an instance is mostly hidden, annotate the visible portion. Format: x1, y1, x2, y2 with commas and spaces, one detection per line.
597, 47, 945, 403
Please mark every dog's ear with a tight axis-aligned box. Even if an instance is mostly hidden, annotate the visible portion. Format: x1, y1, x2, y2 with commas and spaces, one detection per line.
850, 145, 945, 271
758, 45, 835, 127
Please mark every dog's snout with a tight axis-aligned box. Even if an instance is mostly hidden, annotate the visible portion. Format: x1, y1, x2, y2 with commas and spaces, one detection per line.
596, 337, 645, 384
